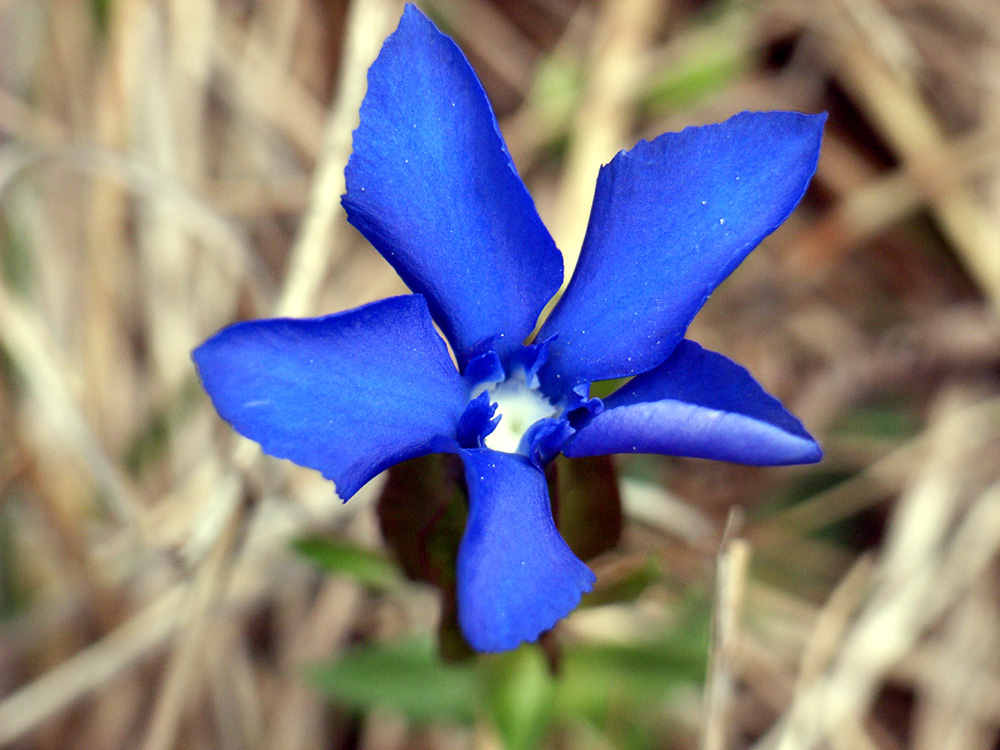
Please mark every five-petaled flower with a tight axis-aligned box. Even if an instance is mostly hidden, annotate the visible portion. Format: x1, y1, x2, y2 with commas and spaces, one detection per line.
194, 4, 825, 653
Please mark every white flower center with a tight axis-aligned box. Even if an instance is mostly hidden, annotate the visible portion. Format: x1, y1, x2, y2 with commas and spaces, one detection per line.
477, 376, 558, 454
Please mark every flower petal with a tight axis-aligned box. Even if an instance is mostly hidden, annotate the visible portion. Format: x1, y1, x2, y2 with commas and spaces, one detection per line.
343, 5, 562, 369
538, 111, 825, 394
457, 449, 595, 651
563, 340, 821, 465
193, 295, 468, 499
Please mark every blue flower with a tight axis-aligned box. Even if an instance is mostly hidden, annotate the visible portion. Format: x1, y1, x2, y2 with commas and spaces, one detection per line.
193, 4, 824, 652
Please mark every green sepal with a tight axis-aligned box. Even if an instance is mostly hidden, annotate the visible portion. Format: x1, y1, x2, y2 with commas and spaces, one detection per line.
548, 454, 623, 561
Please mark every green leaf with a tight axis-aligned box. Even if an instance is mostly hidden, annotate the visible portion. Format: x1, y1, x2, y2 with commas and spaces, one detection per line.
485, 646, 555, 750
307, 638, 481, 723
1, 209, 34, 297
0, 502, 30, 619
831, 401, 919, 439
643, 51, 745, 112
530, 54, 583, 131
291, 536, 401, 591
641, 2, 750, 114
554, 606, 710, 723
89, 0, 112, 36
124, 378, 200, 478
580, 555, 661, 608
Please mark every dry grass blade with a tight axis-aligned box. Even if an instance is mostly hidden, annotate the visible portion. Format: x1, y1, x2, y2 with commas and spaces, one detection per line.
135, 2, 403, 747
827, 0, 1000, 310
702, 512, 751, 750
139, 493, 244, 750
760, 395, 1000, 750
3, 0, 1000, 747
0, 586, 186, 745
0, 283, 146, 545
275, 0, 403, 319
548, 0, 663, 270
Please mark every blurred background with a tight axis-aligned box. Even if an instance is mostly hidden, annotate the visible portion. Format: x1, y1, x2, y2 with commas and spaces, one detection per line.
2, 0, 1000, 748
